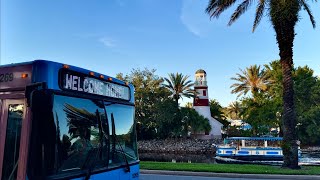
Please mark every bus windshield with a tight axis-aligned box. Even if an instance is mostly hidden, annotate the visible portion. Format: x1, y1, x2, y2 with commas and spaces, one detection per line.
105, 103, 138, 168
27, 93, 138, 178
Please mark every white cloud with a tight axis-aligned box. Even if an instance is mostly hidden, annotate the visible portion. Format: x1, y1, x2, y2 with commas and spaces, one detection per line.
180, 0, 213, 37
99, 37, 116, 48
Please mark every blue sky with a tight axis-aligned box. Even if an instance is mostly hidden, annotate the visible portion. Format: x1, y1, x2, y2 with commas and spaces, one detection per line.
1, 0, 319, 107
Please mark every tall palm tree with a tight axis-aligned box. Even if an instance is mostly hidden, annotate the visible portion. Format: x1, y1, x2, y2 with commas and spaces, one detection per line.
230, 65, 270, 97
163, 73, 194, 108
206, 0, 317, 168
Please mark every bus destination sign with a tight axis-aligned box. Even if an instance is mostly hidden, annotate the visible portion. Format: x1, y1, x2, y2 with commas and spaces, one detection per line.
60, 71, 130, 100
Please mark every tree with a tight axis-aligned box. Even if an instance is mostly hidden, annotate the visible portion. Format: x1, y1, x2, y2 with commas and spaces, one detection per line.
153, 95, 179, 139
264, 61, 320, 144
234, 62, 320, 144
209, 99, 229, 127
206, 0, 317, 169
264, 60, 284, 136
230, 65, 270, 98
163, 73, 194, 108
241, 94, 279, 136
117, 68, 176, 139
180, 107, 211, 137
294, 66, 317, 114
264, 60, 283, 100
299, 106, 320, 145
225, 101, 243, 120
294, 66, 320, 145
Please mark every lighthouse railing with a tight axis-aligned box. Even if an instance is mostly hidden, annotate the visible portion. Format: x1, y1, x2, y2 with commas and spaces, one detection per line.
194, 81, 207, 86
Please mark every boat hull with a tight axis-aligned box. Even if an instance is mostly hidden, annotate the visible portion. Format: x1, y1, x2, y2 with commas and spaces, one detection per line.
214, 156, 283, 165
216, 155, 283, 161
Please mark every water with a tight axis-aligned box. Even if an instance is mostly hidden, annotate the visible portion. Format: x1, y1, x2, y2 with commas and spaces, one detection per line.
139, 152, 320, 165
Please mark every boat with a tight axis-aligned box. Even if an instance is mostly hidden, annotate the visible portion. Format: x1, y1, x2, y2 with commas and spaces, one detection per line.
215, 137, 302, 163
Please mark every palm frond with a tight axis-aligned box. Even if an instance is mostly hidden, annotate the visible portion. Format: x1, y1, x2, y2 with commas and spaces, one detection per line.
300, 0, 316, 28
164, 77, 174, 89
253, 0, 266, 32
163, 72, 194, 103
206, 0, 237, 18
230, 64, 270, 97
228, 0, 253, 26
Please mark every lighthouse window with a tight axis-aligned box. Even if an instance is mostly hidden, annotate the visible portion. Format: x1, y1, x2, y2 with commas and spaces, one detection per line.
203, 90, 206, 96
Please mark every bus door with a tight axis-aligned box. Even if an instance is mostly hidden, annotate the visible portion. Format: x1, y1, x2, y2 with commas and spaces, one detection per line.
0, 99, 26, 180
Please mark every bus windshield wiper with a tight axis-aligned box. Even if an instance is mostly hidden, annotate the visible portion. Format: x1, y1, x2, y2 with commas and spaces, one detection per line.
111, 113, 131, 172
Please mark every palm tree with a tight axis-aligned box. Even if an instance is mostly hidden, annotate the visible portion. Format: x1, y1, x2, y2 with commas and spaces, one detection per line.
163, 73, 194, 108
230, 65, 270, 98
209, 99, 225, 120
206, 0, 317, 169
225, 101, 243, 120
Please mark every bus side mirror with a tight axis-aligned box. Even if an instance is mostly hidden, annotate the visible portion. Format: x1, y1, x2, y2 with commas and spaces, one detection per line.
25, 82, 47, 107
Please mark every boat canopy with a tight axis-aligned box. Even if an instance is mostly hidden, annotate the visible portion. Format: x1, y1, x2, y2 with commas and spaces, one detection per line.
225, 137, 283, 141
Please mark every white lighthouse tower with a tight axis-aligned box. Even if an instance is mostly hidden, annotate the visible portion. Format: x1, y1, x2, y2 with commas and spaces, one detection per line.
193, 69, 222, 139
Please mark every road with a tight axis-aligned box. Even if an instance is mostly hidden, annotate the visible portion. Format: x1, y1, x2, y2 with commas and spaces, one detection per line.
140, 174, 269, 180
140, 170, 320, 180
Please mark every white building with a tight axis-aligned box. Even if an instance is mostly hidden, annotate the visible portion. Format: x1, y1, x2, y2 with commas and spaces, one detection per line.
228, 119, 252, 130
193, 69, 223, 139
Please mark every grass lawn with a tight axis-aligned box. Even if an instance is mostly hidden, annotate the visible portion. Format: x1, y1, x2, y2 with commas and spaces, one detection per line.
140, 161, 320, 175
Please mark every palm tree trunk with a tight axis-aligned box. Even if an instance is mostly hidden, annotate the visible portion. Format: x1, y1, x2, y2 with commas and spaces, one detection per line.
274, 21, 299, 169
174, 96, 179, 110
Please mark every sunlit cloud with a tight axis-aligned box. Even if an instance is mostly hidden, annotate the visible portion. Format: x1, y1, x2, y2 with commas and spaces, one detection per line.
99, 37, 116, 48
180, 0, 212, 37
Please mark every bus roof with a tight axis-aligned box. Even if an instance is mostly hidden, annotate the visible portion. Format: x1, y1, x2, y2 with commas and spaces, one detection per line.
1, 59, 128, 86
1, 60, 134, 102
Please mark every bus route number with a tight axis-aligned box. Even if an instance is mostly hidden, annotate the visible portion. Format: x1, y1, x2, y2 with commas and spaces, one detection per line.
0, 73, 14, 83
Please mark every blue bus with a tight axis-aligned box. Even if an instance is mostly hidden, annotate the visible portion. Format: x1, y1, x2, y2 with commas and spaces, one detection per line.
0, 60, 139, 180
